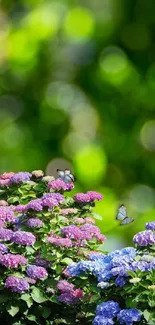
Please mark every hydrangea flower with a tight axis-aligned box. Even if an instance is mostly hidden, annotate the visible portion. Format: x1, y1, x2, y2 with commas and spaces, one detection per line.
145, 221, 155, 231
0, 253, 28, 268
0, 206, 15, 223
26, 218, 43, 228
42, 193, 64, 208
11, 231, 36, 246
0, 228, 13, 240
0, 179, 10, 186
14, 205, 27, 213
32, 170, 44, 178
96, 301, 120, 318
57, 289, 83, 304
0, 172, 15, 180
117, 309, 142, 325
5, 276, 29, 293
10, 172, 31, 184
47, 236, 72, 248
0, 243, 8, 254
26, 265, 48, 280
74, 191, 103, 203
26, 199, 43, 211
93, 316, 114, 325
133, 230, 155, 246
48, 178, 74, 191
56, 280, 75, 292
60, 208, 78, 215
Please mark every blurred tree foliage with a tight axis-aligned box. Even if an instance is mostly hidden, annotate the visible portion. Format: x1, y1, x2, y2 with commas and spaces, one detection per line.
0, 0, 155, 246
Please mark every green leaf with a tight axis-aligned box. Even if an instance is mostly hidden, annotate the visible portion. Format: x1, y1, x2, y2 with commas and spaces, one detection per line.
26, 315, 37, 323
7, 305, 19, 317
144, 310, 151, 322
21, 294, 31, 302
91, 212, 102, 220
8, 196, 19, 204
31, 287, 47, 303
61, 258, 73, 265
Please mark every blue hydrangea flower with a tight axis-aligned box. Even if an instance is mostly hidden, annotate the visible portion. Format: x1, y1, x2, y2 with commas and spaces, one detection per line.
96, 300, 120, 318
117, 309, 142, 325
93, 316, 114, 325
115, 276, 127, 287
145, 221, 155, 231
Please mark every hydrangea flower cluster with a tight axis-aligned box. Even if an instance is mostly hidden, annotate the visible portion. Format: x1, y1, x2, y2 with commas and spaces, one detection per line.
56, 280, 83, 305
11, 231, 36, 246
133, 230, 155, 246
0, 206, 15, 223
93, 300, 142, 325
26, 265, 48, 280
74, 191, 103, 203
10, 172, 32, 184
26, 218, 43, 228
0, 253, 28, 268
5, 276, 29, 293
48, 178, 74, 191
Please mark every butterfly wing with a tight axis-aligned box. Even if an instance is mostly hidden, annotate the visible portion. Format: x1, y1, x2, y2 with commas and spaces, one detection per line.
64, 169, 75, 182
57, 169, 65, 179
116, 205, 127, 221
120, 217, 134, 225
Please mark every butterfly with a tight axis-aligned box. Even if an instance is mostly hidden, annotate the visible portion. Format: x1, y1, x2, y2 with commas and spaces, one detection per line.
56, 169, 75, 183
116, 204, 134, 225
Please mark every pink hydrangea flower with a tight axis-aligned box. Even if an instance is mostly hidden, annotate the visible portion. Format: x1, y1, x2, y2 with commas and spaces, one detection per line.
48, 178, 74, 191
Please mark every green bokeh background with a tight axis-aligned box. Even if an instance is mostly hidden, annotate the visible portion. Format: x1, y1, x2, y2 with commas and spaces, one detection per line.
1, 0, 155, 250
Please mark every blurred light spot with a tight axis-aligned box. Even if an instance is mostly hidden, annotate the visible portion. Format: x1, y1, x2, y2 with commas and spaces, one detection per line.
129, 185, 155, 213
66, 40, 96, 66
140, 120, 155, 151
45, 82, 88, 112
25, 4, 59, 40
46, 158, 73, 177
63, 7, 95, 40
62, 132, 92, 158
70, 106, 99, 140
99, 47, 133, 86
1, 124, 25, 149
0, 95, 23, 126
121, 24, 151, 50
74, 145, 107, 186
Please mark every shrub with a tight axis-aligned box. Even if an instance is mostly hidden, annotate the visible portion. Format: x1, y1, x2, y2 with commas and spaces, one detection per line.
0, 170, 105, 324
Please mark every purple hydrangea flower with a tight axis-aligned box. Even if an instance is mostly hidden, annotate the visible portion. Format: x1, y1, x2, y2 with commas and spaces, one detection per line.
26, 218, 43, 228
26, 199, 43, 211
0, 207, 15, 223
11, 231, 36, 246
14, 205, 27, 213
10, 172, 31, 184
0, 228, 13, 240
117, 309, 142, 325
48, 178, 74, 191
74, 193, 91, 203
133, 230, 155, 246
61, 225, 92, 240
0, 253, 28, 268
145, 221, 155, 231
87, 191, 103, 201
26, 265, 48, 280
47, 236, 72, 248
74, 191, 103, 203
57, 289, 83, 304
5, 276, 29, 293
131, 261, 150, 272
56, 280, 75, 292
93, 316, 114, 325
0, 243, 8, 254
96, 301, 120, 318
